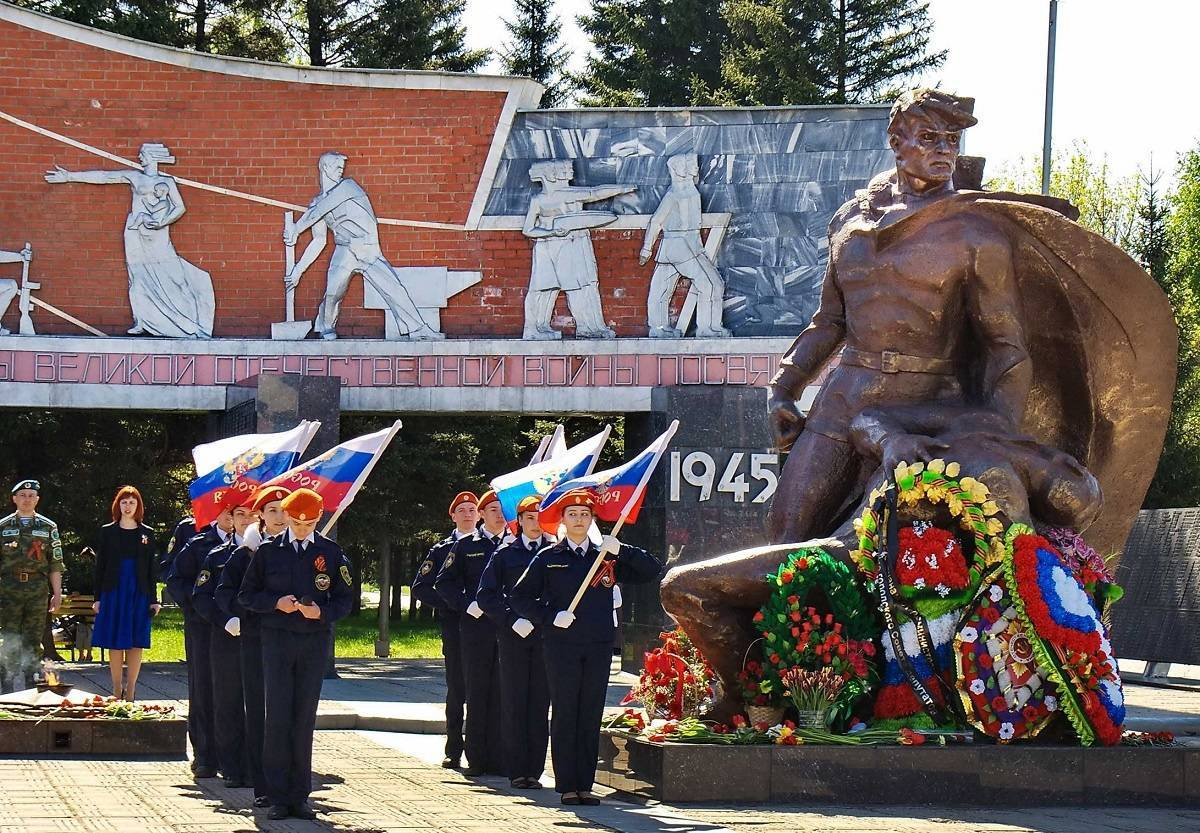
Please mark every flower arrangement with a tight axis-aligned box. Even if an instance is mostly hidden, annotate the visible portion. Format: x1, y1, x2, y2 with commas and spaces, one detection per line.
623, 627, 715, 720
851, 459, 1005, 618
735, 657, 780, 708
1039, 526, 1123, 611
780, 667, 847, 726
1004, 528, 1125, 746
754, 548, 878, 728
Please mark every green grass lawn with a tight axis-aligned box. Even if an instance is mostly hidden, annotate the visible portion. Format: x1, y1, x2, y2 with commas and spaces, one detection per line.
143, 605, 441, 662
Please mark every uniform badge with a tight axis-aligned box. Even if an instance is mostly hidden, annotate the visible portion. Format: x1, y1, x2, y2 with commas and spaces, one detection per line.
340, 565, 352, 586
314, 573, 331, 591
141, 534, 149, 545
5, 540, 17, 549
197, 569, 211, 586
443, 552, 455, 570
314, 555, 327, 573
419, 560, 433, 576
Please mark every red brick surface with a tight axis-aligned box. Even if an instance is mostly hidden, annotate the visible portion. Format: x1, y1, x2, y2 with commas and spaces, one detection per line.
0, 18, 672, 339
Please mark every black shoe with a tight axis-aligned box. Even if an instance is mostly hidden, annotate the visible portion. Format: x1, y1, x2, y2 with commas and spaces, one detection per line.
509, 777, 524, 788
290, 803, 317, 820
560, 793, 581, 806
521, 778, 544, 790
267, 806, 289, 820
441, 757, 461, 769
193, 767, 218, 779
253, 796, 270, 808
463, 765, 485, 776
579, 793, 601, 806
223, 778, 248, 789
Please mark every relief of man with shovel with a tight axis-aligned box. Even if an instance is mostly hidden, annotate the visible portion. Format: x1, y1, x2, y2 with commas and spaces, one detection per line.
281, 151, 444, 341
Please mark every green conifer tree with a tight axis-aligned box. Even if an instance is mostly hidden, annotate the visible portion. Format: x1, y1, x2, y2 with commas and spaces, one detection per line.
717, 0, 946, 105
501, 0, 572, 108
576, 0, 726, 107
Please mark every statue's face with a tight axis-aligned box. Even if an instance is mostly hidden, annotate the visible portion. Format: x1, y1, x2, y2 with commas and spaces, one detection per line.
890, 115, 961, 188
320, 156, 345, 184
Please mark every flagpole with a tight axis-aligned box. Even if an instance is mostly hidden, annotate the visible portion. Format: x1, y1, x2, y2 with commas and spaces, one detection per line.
566, 420, 678, 614
529, 434, 552, 465
319, 419, 403, 536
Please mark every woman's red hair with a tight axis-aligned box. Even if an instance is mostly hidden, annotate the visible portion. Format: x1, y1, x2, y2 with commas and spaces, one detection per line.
110, 485, 144, 523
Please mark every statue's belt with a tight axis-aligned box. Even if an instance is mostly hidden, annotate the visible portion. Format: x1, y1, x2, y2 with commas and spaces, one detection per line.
841, 348, 956, 375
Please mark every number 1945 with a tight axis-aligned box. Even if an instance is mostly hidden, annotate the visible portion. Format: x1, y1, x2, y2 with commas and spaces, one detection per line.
668, 451, 779, 504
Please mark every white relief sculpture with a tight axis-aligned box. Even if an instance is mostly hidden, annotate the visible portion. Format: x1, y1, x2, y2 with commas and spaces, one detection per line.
45, 143, 215, 338
284, 152, 444, 341
362, 267, 482, 338
522, 159, 636, 340
0, 242, 33, 335
640, 154, 730, 339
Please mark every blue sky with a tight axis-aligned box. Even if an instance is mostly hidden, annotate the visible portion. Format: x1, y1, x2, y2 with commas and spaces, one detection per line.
464, 0, 1195, 182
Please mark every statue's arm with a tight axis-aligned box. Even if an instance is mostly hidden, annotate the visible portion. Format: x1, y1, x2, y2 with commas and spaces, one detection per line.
522, 196, 556, 238
640, 195, 671, 260
286, 220, 329, 290
294, 182, 355, 235
44, 167, 131, 186
769, 260, 846, 399
583, 183, 637, 203
968, 232, 1032, 426
850, 405, 953, 473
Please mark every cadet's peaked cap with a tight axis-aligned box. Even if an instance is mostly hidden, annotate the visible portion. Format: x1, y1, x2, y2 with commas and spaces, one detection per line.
477, 490, 500, 511
448, 491, 479, 515
250, 485, 292, 513
516, 495, 542, 515
11, 479, 39, 495
281, 488, 323, 521
561, 488, 596, 509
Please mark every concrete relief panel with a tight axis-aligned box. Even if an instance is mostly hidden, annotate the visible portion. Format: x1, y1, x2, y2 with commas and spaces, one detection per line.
45, 143, 215, 338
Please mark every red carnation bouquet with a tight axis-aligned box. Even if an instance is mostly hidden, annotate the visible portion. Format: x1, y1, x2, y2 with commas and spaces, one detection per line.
623, 627, 715, 720
896, 521, 970, 598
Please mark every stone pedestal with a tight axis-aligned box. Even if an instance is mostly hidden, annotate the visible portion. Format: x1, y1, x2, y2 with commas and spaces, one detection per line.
597, 731, 1200, 806
254, 374, 341, 456
622, 385, 776, 667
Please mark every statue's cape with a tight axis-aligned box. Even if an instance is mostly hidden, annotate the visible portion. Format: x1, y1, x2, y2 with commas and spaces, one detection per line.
870, 191, 1177, 557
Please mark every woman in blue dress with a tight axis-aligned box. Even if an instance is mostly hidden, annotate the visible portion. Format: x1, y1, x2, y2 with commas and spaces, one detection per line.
92, 486, 161, 700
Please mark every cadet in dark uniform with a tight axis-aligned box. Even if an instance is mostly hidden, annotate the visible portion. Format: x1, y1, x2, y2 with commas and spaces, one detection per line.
511, 489, 662, 805
238, 488, 354, 821
409, 490, 477, 769
162, 515, 196, 580
166, 508, 234, 779
433, 489, 510, 776
215, 485, 290, 808
192, 497, 256, 789
476, 494, 553, 789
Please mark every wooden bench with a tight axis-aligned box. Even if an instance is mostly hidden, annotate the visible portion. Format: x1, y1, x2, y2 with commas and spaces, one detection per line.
52, 594, 104, 662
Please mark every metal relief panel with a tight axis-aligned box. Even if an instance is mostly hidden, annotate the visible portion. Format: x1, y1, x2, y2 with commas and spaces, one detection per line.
1111, 508, 1200, 664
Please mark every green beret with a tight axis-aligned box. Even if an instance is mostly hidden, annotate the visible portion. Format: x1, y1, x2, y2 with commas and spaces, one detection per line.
12, 479, 40, 495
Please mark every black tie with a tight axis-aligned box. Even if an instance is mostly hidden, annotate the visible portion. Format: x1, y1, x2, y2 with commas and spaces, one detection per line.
529, 540, 538, 553
295, 541, 305, 553
575, 546, 584, 557
492, 535, 501, 547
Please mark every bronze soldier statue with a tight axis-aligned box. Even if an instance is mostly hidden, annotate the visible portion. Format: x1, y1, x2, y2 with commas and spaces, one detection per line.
661, 89, 1177, 716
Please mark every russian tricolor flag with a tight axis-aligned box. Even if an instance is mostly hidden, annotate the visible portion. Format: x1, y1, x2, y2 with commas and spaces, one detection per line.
490, 426, 611, 522
189, 421, 321, 529
262, 420, 402, 531
538, 420, 679, 535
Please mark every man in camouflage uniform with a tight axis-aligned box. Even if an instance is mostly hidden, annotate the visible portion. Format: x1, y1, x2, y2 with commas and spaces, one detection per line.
0, 479, 63, 692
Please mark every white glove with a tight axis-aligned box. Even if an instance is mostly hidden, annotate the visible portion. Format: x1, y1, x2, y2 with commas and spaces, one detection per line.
553, 610, 576, 629
224, 617, 241, 637
600, 535, 621, 556
466, 601, 484, 619
512, 618, 535, 638
612, 584, 623, 609
242, 523, 262, 552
